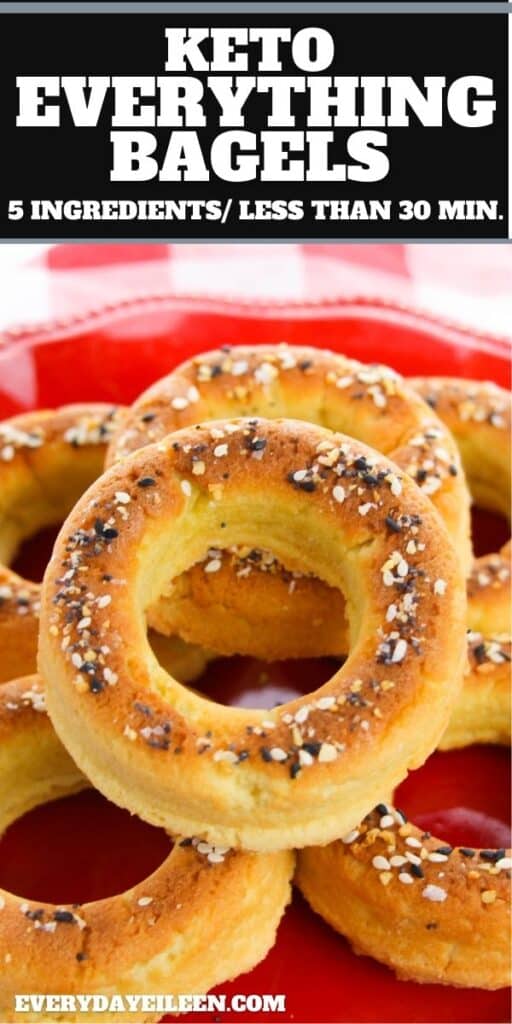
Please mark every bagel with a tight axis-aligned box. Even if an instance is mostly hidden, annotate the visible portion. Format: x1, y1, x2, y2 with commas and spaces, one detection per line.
439, 630, 511, 750
411, 377, 510, 519
0, 405, 122, 683
295, 801, 511, 989
412, 378, 511, 748
39, 417, 466, 851
107, 345, 471, 661
0, 676, 293, 1023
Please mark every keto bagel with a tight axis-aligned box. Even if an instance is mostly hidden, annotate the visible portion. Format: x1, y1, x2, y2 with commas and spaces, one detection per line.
0, 405, 121, 683
107, 346, 471, 661
296, 801, 511, 990
39, 417, 466, 851
0, 676, 293, 1023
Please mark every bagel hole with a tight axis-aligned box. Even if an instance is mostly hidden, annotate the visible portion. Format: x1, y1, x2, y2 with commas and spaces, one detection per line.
192, 655, 342, 708
395, 745, 511, 851
0, 790, 171, 904
10, 525, 60, 584
148, 630, 343, 708
471, 507, 509, 557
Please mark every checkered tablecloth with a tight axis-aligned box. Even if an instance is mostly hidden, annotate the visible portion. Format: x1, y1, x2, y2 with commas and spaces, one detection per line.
0, 243, 510, 341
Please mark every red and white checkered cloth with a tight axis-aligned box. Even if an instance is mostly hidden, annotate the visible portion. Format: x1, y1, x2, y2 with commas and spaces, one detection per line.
0, 243, 510, 342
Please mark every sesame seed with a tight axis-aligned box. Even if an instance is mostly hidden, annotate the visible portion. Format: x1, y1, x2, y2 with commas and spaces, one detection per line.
332, 485, 346, 504
372, 855, 391, 871
192, 461, 205, 475
181, 480, 192, 496
398, 872, 414, 884
405, 836, 422, 849
496, 857, 512, 871
172, 396, 189, 410
390, 855, 407, 867
391, 639, 408, 663
204, 558, 222, 574
137, 896, 153, 907
97, 594, 111, 609
213, 750, 238, 764
379, 814, 395, 829
428, 852, 449, 863
434, 579, 447, 596
422, 884, 447, 902
270, 747, 287, 762
115, 491, 131, 504
213, 444, 228, 458
318, 743, 337, 763
342, 830, 359, 844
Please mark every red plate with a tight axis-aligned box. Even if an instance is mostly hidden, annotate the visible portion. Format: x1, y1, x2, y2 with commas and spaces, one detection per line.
0, 287, 510, 1023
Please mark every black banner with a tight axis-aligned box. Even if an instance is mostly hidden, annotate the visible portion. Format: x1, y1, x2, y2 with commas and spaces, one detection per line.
0, 12, 508, 239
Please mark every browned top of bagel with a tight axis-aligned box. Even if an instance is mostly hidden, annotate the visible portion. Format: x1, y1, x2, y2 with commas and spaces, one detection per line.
106, 345, 471, 571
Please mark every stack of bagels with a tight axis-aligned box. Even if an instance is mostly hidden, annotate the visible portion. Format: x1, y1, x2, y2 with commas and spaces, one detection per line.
0, 346, 509, 1022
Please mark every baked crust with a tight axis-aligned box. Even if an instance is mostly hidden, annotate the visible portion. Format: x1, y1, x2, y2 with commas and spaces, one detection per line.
0, 406, 122, 683
296, 802, 511, 989
107, 346, 471, 660
412, 379, 511, 748
0, 676, 293, 1023
40, 417, 466, 851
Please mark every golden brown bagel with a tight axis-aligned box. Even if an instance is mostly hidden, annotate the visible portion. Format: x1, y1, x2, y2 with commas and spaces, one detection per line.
107, 346, 471, 661
0, 676, 293, 1023
412, 378, 511, 748
0, 406, 122, 683
411, 377, 510, 518
40, 418, 466, 851
296, 803, 511, 990
439, 631, 511, 750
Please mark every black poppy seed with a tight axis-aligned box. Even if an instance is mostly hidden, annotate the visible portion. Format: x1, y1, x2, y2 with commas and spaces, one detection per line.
26, 909, 45, 921
76, 952, 88, 962
473, 643, 487, 664
260, 747, 273, 763
426, 922, 438, 930
250, 437, 267, 451
54, 910, 75, 924
137, 477, 156, 488
134, 702, 153, 717
147, 737, 170, 751
416, 469, 428, 483
354, 457, 368, 471
299, 360, 312, 371
421, 832, 431, 841
410, 863, 424, 879
290, 762, 301, 779
238, 750, 250, 761
79, 662, 97, 676
141, 413, 156, 423
385, 516, 402, 533
449, 464, 458, 476
89, 677, 104, 694
459, 848, 476, 858
362, 472, 379, 487
395, 807, 408, 823
435, 846, 453, 856
179, 837, 193, 846
102, 574, 113, 582
376, 803, 388, 815
480, 849, 505, 862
